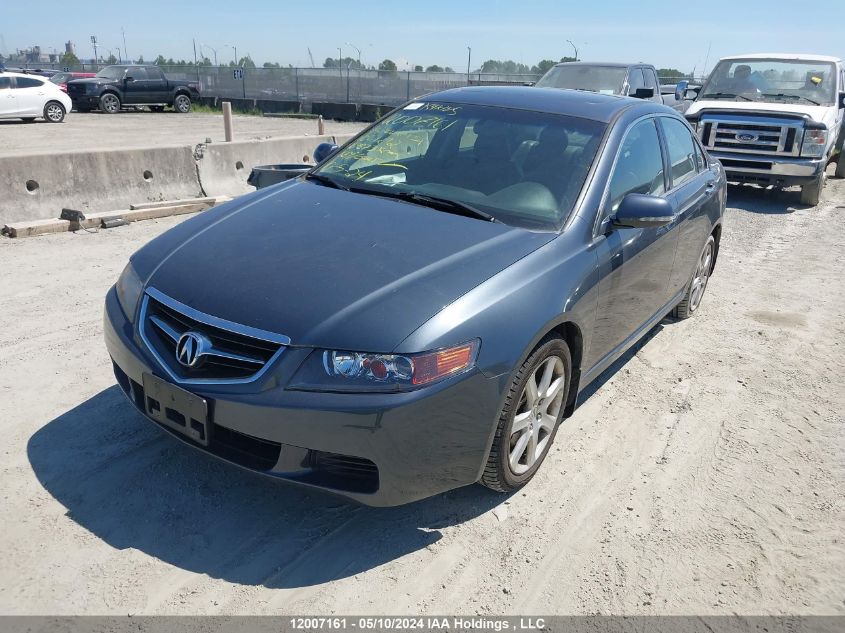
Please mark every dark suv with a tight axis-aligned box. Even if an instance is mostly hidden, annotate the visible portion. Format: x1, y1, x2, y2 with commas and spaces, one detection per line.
66, 65, 200, 113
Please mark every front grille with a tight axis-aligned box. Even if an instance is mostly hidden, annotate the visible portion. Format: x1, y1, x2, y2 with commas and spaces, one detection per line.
700, 114, 804, 157
140, 287, 289, 383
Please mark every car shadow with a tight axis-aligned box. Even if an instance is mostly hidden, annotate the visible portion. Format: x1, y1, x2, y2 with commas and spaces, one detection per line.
726, 183, 805, 213
576, 320, 665, 405
27, 386, 510, 589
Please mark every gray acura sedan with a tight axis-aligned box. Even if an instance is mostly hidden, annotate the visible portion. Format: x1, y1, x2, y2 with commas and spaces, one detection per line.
105, 87, 725, 505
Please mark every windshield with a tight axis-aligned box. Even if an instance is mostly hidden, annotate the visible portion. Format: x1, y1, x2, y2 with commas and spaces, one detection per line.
96, 66, 125, 80
313, 101, 606, 230
535, 65, 628, 95
700, 59, 837, 105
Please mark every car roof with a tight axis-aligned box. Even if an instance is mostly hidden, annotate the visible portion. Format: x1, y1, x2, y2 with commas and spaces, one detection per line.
1, 71, 47, 80
719, 53, 842, 63
551, 61, 641, 69
422, 86, 666, 124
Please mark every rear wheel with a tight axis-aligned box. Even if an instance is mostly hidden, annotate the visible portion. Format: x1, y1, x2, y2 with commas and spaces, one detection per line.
173, 94, 192, 113
99, 93, 121, 114
799, 171, 824, 206
481, 336, 571, 492
43, 101, 65, 123
674, 235, 715, 319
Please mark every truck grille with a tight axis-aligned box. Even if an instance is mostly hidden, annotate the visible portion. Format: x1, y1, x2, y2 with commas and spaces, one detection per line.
699, 114, 803, 157
139, 287, 289, 384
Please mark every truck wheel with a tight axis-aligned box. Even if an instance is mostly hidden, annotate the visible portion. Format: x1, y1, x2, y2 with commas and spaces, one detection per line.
800, 172, 825, 206
99, 93, 121, 114
174, 94, 192, 113
43, 101, 66, 123
481, 336, 571, 493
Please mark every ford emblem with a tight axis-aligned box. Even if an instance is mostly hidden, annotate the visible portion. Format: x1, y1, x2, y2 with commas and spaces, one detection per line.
736, 133, 758, 143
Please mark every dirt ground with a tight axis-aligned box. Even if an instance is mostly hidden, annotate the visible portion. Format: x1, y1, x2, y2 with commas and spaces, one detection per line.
0, 173, 843, 616
0, 111, 365, 157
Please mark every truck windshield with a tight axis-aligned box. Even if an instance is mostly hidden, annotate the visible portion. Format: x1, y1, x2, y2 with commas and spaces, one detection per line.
312, 101, 606, 230
536, 65, 627, 95
700, 59, 837, 105
95, 66, 125, 80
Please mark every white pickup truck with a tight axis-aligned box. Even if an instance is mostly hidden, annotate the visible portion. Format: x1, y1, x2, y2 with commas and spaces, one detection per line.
680, 53, 845, 205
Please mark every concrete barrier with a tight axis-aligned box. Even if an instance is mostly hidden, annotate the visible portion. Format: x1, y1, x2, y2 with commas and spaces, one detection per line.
0, 145, 202, 226
196, 134, 340, 197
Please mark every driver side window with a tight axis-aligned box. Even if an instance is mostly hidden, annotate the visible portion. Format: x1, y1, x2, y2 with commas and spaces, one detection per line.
606, 119, 665, 215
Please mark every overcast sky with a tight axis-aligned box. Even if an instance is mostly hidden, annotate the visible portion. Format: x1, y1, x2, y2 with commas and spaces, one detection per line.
4, 0, 844, 73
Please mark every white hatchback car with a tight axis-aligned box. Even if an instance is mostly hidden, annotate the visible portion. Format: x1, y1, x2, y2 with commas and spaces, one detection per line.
0, 72, 73, 122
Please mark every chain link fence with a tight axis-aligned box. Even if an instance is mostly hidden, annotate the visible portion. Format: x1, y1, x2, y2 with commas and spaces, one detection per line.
8, 62, 705, 111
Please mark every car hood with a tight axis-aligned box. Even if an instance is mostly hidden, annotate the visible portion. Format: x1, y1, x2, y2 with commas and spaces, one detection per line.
67, 77, 113, 85
687, 99, 839, 129
141, 182, 555, 352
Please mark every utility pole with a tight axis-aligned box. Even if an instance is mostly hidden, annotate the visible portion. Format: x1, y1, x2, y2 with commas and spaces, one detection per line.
90, 35, 98, 66
466, 46, 471, 86
122, 27, 128, 63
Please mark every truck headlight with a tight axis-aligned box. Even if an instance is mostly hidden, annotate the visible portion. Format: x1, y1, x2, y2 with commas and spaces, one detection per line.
115, 262, 144, 320
289, 340, 480, 392
801, 126, 828, 158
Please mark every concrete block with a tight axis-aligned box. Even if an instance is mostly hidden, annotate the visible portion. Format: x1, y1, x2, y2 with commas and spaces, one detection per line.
130, 197, 217, 210
0, 145, 203, 225
196, 135, 335, 197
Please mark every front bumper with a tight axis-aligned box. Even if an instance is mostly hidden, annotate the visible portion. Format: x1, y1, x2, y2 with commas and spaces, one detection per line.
711, 151, 825, 187
70, 95, 101, 109
103, 287, 503, 506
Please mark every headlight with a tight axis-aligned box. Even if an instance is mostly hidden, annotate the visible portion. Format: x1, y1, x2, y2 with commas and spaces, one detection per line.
801, 126, 828, 158
115, 262, 144, 320
290, 340, 480, 392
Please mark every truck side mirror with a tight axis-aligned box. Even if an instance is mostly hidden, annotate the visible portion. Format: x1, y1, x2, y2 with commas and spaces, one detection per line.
674, 80, 689, 101
632, 87, 654, 99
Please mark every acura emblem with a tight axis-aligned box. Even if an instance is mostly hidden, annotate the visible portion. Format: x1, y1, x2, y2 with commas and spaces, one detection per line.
176, 331, 209, 368
736, 132, 758, 143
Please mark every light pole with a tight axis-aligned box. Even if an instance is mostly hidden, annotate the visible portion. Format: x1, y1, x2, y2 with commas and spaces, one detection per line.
345, 42, 361, 69
201, 44, 218, 66
122, 27, 128, 63
224, 44, 238, 65
90, 35, 98, 66
466, 46, 471, 85
566, 39, 578, 61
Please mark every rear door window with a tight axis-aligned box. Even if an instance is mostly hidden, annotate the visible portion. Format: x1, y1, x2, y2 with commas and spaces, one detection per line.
660, 117, 699, 188
0, 77, 11, 90
15, 77, 44, 89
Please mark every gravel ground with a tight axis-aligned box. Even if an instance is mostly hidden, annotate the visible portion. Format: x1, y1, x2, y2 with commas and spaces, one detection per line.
0, 111, 365, 157
0, 174, 843, 615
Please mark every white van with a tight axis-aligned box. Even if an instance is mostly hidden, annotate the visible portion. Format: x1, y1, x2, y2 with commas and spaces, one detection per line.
679, 54, 844, 205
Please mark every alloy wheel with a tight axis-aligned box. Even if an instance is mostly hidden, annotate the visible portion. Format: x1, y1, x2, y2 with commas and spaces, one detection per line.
689, 241, 713, 311
45, 103, 64, 122
509, 355, 566, 475
102, 95, 119, 113
175, 96, 191, 112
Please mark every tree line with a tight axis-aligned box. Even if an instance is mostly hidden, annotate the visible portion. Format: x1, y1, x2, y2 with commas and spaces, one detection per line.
55, 51, 692, 78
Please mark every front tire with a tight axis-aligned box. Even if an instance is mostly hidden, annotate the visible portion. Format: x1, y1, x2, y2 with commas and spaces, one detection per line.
481, 336, 571, 493
43, 101, 65, 123
173, 94, 192, 113
674, 235, 715, 319
99, 93, 121, 114
800, 172, 824, 206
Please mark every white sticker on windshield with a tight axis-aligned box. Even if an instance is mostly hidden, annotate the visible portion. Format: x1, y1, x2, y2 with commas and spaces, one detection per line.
404, 102, 424, 110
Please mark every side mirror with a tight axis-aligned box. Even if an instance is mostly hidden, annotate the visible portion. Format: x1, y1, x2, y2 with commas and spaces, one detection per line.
632, 87, 654, 99
611, 194, 674, 229
674, 80, 689, 101
313, 142, 338, 164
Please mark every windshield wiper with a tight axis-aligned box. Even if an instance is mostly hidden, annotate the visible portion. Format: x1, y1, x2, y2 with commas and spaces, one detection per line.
702, 92, 755, 102
397, 192, 501, 223
343, 185, 500, 223
305, 172, 349, 191
760, 93, 822, 106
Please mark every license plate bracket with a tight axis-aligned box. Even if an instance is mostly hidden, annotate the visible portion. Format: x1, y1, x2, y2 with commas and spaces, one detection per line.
142, 373, 210, 446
